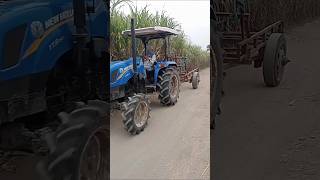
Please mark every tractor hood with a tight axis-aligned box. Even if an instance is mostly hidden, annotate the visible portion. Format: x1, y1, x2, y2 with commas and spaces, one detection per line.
110, 57, 145, 89
0, 0, 49, 17
110, 57, 143, 73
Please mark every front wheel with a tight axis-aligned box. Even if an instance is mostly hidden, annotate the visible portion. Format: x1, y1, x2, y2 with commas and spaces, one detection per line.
37, 100, 109, 180
121, 94, 151, 135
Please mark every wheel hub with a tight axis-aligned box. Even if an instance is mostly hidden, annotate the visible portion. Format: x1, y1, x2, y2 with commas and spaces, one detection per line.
169, 75, 178, 98
79, 128, 108, 180
134, 101, 149, 128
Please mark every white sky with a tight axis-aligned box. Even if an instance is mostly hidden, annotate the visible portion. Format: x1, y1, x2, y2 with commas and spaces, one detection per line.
119, 0, 210, 50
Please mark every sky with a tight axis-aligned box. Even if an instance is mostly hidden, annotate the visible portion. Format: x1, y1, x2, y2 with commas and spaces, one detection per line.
119, 0, 210, 50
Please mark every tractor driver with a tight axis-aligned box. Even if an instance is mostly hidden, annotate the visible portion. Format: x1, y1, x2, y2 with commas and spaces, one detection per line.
144, 47, 157, 71
146, 47, 157, 64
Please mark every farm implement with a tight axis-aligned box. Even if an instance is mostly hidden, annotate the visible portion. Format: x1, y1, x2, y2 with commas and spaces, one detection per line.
211, 0, 290, 129
172, 56, 200, 89
213, 0, 290, 87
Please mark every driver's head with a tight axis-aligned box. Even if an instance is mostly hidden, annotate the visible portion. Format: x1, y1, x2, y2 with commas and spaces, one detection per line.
147, 46, 155, 57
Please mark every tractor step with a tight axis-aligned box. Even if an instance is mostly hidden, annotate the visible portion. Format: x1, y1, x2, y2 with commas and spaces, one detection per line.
146, 85, 157, 93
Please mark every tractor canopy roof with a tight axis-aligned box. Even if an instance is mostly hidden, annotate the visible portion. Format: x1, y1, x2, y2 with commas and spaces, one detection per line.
122, 26, 179, 40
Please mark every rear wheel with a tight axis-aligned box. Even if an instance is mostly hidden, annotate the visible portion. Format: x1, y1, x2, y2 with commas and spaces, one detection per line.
121, 94, 150, 135
157, 67, 180, 106
37, 100, 109, 180
263, 33, 287, 87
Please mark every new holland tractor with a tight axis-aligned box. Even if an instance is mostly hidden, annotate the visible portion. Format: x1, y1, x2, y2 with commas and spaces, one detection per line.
0, 0, 110, 179
111, 21, 181, 135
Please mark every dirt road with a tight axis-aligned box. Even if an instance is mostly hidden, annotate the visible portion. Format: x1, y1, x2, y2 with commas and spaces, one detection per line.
110, 68, 210, 180
213, 18, 320, 180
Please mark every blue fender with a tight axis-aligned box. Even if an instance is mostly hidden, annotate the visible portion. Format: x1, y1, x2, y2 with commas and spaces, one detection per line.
154, 60, 177, 84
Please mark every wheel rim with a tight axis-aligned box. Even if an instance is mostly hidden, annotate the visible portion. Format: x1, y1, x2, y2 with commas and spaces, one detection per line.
169, 74, 179, 98
79, 127, 108, 180
134, 101, 149, 128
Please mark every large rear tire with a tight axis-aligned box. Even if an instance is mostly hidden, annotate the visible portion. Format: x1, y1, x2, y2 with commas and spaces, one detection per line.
37, 100, 109, 180
157, 67, 180, 106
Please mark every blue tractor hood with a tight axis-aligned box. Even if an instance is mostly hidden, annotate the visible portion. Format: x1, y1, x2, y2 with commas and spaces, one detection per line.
110, 57, 145, 89
110, 57, 141, 72
0, 0, 49, 17
110, 59, 132, 73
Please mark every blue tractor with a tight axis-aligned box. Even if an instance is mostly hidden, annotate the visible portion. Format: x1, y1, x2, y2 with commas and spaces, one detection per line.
111, 20, 181, 135
0, 0, 109, 179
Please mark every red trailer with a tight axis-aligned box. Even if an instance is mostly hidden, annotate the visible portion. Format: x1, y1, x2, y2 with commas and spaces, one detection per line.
171, 56, 200, 89
214, 0, 290, 87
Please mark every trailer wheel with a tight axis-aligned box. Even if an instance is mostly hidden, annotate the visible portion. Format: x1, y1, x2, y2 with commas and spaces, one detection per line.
263, 33, 287, 87
37, 101, 109, 180
192, 72, 200, 89
158, 67, 180, 106
121, 94, 150, 135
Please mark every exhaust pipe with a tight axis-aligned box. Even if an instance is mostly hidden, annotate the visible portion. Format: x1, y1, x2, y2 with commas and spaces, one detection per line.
72, 0, 88, 70
131, 18, 137, 73
73, 0, 86, 34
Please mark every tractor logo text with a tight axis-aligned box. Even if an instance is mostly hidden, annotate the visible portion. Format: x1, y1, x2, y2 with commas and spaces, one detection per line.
45, 9, 74, 30
117, 65, 133, 80
49, 36, 65, 51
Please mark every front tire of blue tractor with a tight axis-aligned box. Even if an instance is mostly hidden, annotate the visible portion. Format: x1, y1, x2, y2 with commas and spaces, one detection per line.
157, 67, 180, 106
121, 93, 151, 135
36, 100, 109, 180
